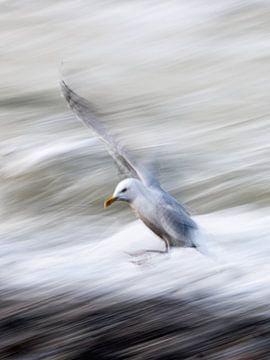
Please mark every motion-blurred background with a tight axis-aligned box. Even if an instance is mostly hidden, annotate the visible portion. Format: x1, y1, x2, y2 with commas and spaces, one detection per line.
1, 1, 270, 359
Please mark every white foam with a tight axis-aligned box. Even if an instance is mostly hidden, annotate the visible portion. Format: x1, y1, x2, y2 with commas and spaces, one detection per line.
2, 207, 269, 304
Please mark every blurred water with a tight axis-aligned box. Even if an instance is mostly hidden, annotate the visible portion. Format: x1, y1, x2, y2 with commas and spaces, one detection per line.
1, 0, 270, 299
2, 1, 270, 359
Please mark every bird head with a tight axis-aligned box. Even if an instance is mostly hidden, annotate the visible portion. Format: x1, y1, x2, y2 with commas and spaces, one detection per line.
104, 178, 141, 208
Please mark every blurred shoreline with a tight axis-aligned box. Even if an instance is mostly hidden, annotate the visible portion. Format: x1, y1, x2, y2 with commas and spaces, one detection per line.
1, 287, 269, 359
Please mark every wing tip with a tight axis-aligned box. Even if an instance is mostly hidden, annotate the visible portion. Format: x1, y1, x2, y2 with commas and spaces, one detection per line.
60, 79, 81, 112
60, 79, 71, 103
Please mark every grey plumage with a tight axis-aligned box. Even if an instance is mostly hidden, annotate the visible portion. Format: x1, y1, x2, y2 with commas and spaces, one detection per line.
61, 80, 200, 252
61, 81, 158, 188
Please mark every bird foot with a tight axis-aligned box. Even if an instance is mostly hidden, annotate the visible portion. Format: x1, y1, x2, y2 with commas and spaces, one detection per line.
126, 249, 169, 266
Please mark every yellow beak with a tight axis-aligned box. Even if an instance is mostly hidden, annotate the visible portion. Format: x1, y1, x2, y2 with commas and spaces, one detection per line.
104, 195, 118, 208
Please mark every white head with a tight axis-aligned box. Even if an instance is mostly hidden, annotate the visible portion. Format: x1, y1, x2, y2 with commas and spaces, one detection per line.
104, 178, 142, 208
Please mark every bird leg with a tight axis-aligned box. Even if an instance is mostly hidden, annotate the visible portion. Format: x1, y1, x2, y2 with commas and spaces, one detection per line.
127, 239, 170, 259
144, 238, 170, 254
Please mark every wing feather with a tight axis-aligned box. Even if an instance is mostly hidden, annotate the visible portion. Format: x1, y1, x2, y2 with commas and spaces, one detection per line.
61, 80, 159, 188
158, 202, 197, 247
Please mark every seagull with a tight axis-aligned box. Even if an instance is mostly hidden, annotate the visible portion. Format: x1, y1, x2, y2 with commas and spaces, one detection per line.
61, 80, 203, 254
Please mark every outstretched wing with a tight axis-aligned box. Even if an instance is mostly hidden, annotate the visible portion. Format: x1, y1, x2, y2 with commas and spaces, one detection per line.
61, 80, 160, 188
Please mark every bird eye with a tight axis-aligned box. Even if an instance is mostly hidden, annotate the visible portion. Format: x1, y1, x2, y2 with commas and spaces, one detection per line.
122, 188, 127, 193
